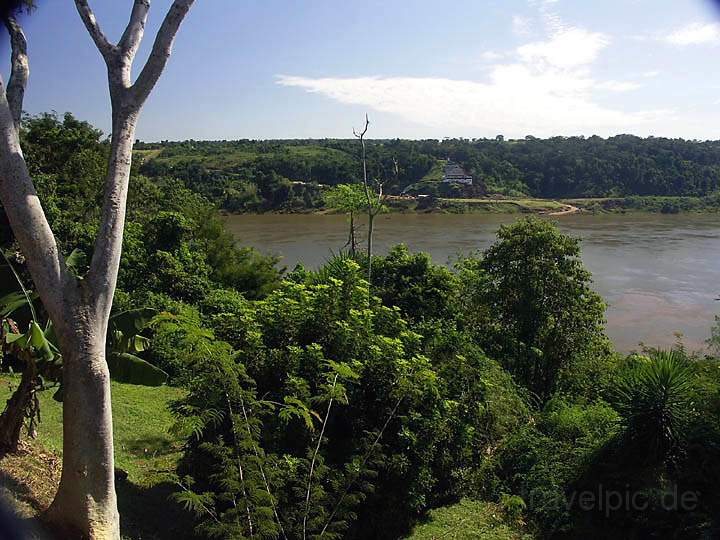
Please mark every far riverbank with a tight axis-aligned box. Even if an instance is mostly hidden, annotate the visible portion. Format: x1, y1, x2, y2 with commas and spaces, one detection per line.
220, 195, 720, 217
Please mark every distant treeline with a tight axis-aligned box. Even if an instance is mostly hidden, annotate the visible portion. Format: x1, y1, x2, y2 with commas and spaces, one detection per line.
135, 135, 720, 211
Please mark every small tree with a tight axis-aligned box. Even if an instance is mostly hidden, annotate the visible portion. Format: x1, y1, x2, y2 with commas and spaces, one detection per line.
0, 1, 195, 537
324, 183, 366, 257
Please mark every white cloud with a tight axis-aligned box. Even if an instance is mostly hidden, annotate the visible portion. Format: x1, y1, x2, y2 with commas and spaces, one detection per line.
276, 69, 661, 138
596, 80, 642, 92
480, 51, 505, 61
517, 27, 610, 69
276, 13, 667, 138
666, 22, 720, 45
641, 70, 660, 78
512, 15, 532, 36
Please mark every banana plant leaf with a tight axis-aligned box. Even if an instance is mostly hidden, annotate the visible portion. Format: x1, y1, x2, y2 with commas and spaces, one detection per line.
65, 248, 89, 278
5, 321, 57, 362
0, 291, 38, 318
5, 331, 29, 348
107, 352, 168, 386
110, 308, 157, 337
3, 279, 165, 386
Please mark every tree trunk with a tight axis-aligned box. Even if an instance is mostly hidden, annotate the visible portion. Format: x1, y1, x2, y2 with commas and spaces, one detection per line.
44, 305, 119, 539
348, 211, 356, 257
41, 108, 137, 539
0, 350, 37, 454
367, 213, 374, 284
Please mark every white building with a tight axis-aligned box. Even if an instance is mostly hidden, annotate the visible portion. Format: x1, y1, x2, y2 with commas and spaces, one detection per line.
442, 161, 473, 185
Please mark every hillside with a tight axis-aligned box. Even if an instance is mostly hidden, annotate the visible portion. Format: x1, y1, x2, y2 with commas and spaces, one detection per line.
135, 136, 720, 212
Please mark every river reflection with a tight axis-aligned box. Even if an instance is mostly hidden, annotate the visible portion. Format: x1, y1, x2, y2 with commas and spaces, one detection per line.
224, 213, 720, 352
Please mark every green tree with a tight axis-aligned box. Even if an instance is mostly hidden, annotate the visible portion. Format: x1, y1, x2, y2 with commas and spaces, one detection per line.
479, 218, 606, 401
371, 244, 457, 322
324, 183, 366, 257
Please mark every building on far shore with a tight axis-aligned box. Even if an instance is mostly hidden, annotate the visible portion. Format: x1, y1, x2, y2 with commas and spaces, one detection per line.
442, 161, 473, 185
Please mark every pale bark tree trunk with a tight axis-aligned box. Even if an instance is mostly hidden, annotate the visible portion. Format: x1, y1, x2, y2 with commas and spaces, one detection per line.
0, 2, 195, 537
46, 304, 119, 539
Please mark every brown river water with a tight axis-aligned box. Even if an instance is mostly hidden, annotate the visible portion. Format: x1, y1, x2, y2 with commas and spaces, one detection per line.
224, 213, 720, 353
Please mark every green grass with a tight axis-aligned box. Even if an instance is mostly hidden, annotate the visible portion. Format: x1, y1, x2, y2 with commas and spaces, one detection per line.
0, 376, 185, 486
560, 195, 720, 214
515, 199, 565, 210
404, 500, 533, 540
439, 198, 565, 212
419, 159, 447, 182
132, 148, 163, 161
0, 376, 194, 539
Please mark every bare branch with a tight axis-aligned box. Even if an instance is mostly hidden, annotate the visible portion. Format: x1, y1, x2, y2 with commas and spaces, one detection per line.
131, 0, 195, 106
352, 113, 369, 139
4, 16, 28, 130
118, 0, 150, 62
353, 114, 375, 282
320, 396, 404, 537
73, 0, 117, 62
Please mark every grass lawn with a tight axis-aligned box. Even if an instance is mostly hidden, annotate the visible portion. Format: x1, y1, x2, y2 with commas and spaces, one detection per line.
404, 499, 533, 540
0, 376, 195, 540
132, 148, 163, 161
515, 199, 565, 210
439, 198, 565, 212
419, 159, 447, 182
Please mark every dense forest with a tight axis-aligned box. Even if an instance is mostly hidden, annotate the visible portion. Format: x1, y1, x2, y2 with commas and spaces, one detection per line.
2, 112, 720, 539
135, 132, 720, 212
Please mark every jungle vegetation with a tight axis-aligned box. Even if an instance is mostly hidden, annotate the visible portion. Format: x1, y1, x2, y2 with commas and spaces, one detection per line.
2, 113, 720, 539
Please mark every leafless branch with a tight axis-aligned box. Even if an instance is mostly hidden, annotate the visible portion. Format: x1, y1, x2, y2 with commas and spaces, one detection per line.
320, 396, 404, 537
239, 397, 288, 540
353, 114, 377, 284
352, 113, 369, 139
84, 0, 195, 311
174, 482, 222, 524
131, 0, 195, 106
223, 388, 254, 539
118, 0, 150, 62
73, 0, 117, 62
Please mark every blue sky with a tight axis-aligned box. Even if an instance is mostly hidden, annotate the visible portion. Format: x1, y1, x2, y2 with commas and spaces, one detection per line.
6, 0, 720, 140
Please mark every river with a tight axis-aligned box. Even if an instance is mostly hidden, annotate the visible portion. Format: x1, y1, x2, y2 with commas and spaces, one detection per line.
224, 213, 720, 353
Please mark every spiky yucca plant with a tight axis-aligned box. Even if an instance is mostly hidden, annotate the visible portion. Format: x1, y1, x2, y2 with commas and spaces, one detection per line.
613, 350, 696, 464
